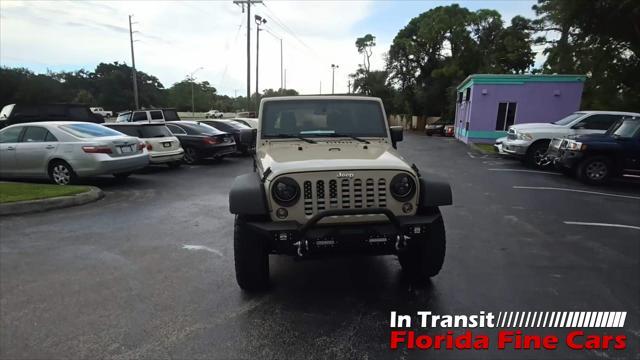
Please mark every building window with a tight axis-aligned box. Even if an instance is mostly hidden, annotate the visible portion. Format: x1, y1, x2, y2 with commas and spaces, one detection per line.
457, 92, 463, 103
465, 88, 471, 102
495, 102, 517, 131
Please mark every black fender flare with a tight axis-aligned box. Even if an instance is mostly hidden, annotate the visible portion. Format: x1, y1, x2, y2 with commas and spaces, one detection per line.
229, 173, 269, 215
418, 177, 452, 208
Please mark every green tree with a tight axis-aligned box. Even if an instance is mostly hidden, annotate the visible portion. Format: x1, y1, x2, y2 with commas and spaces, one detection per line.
355, 34, 376, 73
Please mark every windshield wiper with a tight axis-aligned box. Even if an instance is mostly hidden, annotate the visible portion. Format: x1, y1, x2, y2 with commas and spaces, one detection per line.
315, 133, 370, 144
269, 133, 316, 144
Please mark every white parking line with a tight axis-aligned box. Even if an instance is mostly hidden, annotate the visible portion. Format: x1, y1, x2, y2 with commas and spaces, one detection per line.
182, 244, 224, 257
563, 222, 640, 231
513, 186, 640, 200
489, 168, 561, 175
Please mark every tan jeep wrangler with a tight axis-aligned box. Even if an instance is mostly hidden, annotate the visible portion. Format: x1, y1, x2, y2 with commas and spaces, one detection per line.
229, 96, 452, 291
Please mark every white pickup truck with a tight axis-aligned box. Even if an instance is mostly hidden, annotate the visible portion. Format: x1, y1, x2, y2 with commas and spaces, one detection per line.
90, 107, 113, 118
495, 111, 640, 168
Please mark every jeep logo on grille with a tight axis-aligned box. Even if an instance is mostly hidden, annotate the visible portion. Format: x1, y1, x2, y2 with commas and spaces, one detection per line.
336, 172, 354, 178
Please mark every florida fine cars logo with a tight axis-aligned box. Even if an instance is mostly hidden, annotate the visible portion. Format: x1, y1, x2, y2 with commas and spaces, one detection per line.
336, 172, 354, 178
389, 311, 628, 351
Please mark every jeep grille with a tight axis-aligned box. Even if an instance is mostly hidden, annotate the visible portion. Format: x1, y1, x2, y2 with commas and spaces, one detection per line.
303, 178, 387, 216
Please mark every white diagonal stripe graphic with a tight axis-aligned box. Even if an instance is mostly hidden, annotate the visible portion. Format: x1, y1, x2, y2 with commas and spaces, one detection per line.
566, 312, 574, 327
548, 312, 555, 327
612, 312, 622, 327
619, 312, 627, 327
525, 312, 531, 327
497, 312, 502, 328
558, 312, 566, 327
507, 312, 513, 327
501, 312, 507, 327
606, 312, 616, 327
513, 312, 519, 328
600, 312, 610, 327
530, 312, 537, 328
595, 312, 604, 327
589, 312, 598, 327
584, 312, 592, 327
577, 312, 586, 327
571, 312, 579, 327
537, 312, 544, 328
519, 312, 525, 327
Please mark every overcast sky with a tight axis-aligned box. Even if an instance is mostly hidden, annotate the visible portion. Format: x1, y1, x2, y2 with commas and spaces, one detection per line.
0, 0, 539, 97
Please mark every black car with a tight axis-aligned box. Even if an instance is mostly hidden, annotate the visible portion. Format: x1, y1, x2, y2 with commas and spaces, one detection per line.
199, 119, 256, 155
554, 116, 640, 185
165, 121, 236, 164
0, 103, 104, 129
424, 119, 453, 136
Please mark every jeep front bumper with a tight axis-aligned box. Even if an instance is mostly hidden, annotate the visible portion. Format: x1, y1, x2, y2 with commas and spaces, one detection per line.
244, 208, 441, 257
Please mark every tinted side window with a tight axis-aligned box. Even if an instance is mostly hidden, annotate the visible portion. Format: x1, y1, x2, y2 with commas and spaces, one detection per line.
166, 124, 186, 135
577, 115, 621, 130
22, 126, 49, 142
0, 127, 23, 143
149, 111, 163, 120
133, 112, 148, 121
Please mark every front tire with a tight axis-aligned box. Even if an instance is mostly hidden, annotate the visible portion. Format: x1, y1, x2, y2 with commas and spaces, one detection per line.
234, 215, 270, 291
48, 160, 78, 185
398, 207, 446, 279
525, 140, 551, 169
577, 156, 611, 185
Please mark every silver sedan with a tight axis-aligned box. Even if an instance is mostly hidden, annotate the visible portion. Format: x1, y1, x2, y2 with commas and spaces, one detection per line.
0, 121, 149, 185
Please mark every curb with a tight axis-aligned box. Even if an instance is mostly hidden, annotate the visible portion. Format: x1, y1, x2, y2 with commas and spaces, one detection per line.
0, 186, 104, 216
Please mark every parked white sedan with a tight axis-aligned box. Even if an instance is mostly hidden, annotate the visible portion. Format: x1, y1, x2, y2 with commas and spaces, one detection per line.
0, 122, 149, 185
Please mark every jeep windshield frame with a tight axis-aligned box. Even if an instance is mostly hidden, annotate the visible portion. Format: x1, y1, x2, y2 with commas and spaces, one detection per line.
260, 99, 388, 140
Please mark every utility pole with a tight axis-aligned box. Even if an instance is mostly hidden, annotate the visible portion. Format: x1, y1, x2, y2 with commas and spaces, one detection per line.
187, 67, 204, 117
128, 15, 139, 109
331, 64, 339, 94
255, 15, 266, 98
280, 38, 283, 90
233, 0, 262, 111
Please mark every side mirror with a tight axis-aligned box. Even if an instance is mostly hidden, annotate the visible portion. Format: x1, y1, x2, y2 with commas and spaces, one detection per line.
390, 126, 403, 148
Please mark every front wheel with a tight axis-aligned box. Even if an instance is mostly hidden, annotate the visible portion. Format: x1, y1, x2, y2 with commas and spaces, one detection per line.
577, 156, 612, 185
398, 207, 446, 279
234, 215, 270, 291
525, 141, 551, 169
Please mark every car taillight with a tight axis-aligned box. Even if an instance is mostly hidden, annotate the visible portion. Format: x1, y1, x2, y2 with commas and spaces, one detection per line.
203, 137, 220, 145
146, 143, 153, 150
82, 146, 112, 154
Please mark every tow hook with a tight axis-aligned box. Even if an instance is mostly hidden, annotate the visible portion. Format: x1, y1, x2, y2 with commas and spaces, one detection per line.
294, 240, 309, 257
395, 235, 409, 252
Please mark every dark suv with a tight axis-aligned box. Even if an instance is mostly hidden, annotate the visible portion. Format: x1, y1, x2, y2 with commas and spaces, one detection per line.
555, 116, 640, 184
0, 103, 104, 129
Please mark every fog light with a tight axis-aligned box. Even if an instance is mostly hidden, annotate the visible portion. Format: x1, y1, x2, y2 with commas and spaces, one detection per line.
278, 232, 288, 241
402, 202, 413, 213
276, 207, 288, 219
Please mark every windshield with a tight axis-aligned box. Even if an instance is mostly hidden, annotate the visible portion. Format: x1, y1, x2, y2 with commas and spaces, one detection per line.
60, 123, 123, 138
607, 117, 640, 138
552, 113, 583, 125
139, 125, 172, 138
261, 100, 387, 139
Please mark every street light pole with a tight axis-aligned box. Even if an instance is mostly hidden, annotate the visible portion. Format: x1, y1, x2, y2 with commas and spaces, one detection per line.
331, 64, 339, 94
128, 15, 139, 109
255, 15, 267, 98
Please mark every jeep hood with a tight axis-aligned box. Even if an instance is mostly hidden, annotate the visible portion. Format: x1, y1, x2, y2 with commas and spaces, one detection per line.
257, 141, 414, 177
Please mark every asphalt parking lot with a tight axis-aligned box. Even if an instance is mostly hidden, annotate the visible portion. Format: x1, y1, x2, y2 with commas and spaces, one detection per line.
1, 133, 638, 360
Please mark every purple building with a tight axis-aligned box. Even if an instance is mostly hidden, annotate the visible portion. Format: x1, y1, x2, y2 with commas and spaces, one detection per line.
454, 74, 586, 143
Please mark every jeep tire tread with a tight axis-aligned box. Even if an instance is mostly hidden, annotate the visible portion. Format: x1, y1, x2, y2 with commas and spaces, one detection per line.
398, 207, 446, 279
234, 215, 270, 291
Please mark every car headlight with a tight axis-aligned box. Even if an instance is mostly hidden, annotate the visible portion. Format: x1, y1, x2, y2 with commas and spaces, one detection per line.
390, 173, 416, 201
565, 140, 586, 151
271, 177, 300, 206
517, 132, 533, 141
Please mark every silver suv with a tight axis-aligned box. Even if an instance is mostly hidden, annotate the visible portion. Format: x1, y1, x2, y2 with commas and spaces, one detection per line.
228, 96, 452, 291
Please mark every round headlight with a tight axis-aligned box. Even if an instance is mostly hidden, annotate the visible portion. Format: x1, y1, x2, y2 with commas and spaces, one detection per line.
390, 173, 416, 201
271, 177, 300, 206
